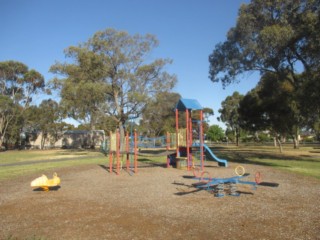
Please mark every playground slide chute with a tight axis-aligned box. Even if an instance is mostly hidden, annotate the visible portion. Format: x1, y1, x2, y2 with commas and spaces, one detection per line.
192, 143, 228, 167
203, 144, 228, 167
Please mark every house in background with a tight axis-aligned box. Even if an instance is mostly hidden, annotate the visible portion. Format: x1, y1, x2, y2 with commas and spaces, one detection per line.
28, 130, 105, 149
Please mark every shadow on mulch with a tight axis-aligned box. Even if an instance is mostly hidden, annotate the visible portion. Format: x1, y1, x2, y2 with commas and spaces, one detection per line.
32, 186, 61, 191
98, 160, 167, 173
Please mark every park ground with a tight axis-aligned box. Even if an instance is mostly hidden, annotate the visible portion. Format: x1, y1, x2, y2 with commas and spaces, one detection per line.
0, 146, 319, 240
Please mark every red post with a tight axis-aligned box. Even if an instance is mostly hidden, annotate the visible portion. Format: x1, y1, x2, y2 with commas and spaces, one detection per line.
116, 129, 120, 175
189, 117, 193, 146
134, 130, 138, 173
175, 109, 179, 157
186, 109, 190, 170
189, 113, 193, 169
126, 131, 129, 171
200, 110, 204, 171
166, 132, 170, 168
109, 131, 113, 173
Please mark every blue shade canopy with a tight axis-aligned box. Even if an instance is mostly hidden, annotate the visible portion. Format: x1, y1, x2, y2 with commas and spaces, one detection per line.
175, 98, 203, 111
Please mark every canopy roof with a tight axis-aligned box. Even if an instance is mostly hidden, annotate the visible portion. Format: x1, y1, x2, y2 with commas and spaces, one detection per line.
175, 98, 203, 111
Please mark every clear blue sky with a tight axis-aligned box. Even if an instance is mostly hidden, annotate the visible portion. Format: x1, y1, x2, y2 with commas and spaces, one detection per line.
1, 0, 258, 128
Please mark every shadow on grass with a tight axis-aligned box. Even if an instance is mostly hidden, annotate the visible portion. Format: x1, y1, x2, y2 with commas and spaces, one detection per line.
137, 149, 175, 156
98, 164, 109, 172
208, 146, 319, 168
137, 158, 167, 168
100, 146, 319, 173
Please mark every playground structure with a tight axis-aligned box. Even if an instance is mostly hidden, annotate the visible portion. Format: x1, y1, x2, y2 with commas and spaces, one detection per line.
106, 98, 228, 175
167, 98, 228, 171
108, 129, 138, 175
107, 130, 176, 174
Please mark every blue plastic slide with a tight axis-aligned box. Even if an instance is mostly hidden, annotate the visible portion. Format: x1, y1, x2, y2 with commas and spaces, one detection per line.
203, 144, 228, 167
192, 143, 228, 167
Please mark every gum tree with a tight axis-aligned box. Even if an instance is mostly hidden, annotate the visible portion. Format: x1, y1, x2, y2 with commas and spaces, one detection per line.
209, 0, 320, 147
140, 92, 180, 137
218, 92, 243, 146
50, 29, 177, 147
0, 61, 45, 147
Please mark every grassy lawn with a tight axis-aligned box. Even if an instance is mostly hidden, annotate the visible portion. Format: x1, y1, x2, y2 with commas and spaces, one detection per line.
0, 145, 319, 180
0, 149, 103, 165
212, 144, 320, 179
0, 149, 107, 180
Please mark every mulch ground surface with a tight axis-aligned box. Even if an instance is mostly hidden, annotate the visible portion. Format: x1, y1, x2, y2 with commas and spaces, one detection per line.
1, 161, 319, 240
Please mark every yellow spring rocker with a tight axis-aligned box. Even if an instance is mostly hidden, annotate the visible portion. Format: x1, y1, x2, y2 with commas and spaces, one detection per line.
30, 173, 61, 191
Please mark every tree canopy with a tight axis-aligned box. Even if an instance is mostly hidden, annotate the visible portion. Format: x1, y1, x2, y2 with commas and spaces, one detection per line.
209, 0, 320, 146
218, 91, 243, 145
239, 72, 303, 149
0, 61, 45, 147
206, 125, 225, 142
209, 0, 320, 87
50, 29, 177, 135
140, 92, 180, 137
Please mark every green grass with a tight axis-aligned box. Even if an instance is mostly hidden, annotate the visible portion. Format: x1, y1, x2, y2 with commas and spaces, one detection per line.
213, 144, 320, 179
0, 149, 102, 165
0, 146, 319, 180
0, 150, 106, 180
242, 157, 320, 179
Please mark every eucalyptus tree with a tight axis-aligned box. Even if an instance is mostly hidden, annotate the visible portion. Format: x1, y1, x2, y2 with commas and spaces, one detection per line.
209, 0, 319, 147
238, 89, 266, 133
201, 107, 214, 134
140, 92, 180, 137
0, 95, 20, 148
299, 71, 320, 140
260, 72, 304, 148
0, 61, 45, 147
218, 92, 243, 146
242, 72, 307, 149
50, 29, 177, 148
203, 108, 214, 123
28, 99, 65, 149
239, 75, 300, 151
209, 0, 320, 87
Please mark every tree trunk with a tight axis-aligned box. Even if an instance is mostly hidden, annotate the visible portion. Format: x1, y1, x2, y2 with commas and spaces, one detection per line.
274, 133, 283, 153
118, 121, 126, 152
0, 135, 4, 149
235, 129, 239, 146
40, 132, 48, 150
293, 127, 300, 149
293, 137, 299, 149
276, 137, 283, 153
0, 115, 12, 150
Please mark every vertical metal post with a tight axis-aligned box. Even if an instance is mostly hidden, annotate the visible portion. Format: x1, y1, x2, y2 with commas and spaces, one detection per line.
166, 132, 170, 168
189, 113, 193, 169
116, 129, 120, 175
134, 129, 138, 173
186, 109, 190, 170
126, 131, 129, 171
175, 109, 179, 157
109, 131, 113, 173
200, 110, 204, 171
